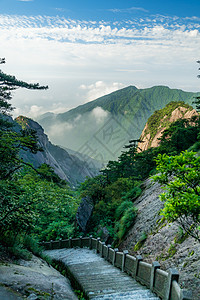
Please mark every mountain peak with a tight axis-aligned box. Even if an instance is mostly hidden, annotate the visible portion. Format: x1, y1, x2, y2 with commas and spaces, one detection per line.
138, 101, 199, 152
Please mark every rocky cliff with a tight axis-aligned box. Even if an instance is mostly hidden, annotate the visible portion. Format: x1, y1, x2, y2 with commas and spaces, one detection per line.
137, 101, 198, 152
15, 116, 102, 187
119, 178, 200, 299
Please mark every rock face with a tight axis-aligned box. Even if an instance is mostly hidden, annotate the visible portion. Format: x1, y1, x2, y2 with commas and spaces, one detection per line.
119, 178, 200, 299
138, 102, 199, 152
15, 116, 101, 187
76, 196, 93, 232
0, 254, 77, 299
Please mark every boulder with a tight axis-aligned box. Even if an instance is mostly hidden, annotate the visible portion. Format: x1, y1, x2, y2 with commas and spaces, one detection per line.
76, 196, 93, 232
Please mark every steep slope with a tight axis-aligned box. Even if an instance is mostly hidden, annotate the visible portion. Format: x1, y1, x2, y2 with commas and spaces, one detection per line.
15, 116, 101, 187
37, 86, 199, 162
137, 101, 199, 151
119, 178, 200, 299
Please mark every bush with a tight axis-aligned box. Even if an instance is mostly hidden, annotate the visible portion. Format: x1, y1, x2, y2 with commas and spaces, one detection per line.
117, 206, 137, 240
115, 200, 133, 220
153, 151, 200, 241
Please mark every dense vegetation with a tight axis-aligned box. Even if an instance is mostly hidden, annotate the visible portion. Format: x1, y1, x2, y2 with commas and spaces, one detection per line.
153, 151, 200, 241
1, 57, 200, 261
145, 101, 193, 146
0, 60, 79, 259
79, 104, 200, 245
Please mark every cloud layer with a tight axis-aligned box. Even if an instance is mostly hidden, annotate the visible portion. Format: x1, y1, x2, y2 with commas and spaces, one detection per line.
0, 13, 199, 118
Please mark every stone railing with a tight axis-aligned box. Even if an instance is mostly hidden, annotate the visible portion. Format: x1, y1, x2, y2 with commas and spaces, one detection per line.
41, 236, 192, 300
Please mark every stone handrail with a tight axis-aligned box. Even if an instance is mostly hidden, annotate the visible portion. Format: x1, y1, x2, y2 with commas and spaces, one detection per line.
40, 236, 192, 300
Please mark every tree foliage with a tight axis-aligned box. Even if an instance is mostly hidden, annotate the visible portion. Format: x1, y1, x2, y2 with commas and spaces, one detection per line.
80, 109, 200, 243
0, 59, 48, 180
192, 60, 200, 111
153, 151, 200, 241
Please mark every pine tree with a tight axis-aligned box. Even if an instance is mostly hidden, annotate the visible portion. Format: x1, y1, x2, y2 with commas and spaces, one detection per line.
0, 58, 48, 179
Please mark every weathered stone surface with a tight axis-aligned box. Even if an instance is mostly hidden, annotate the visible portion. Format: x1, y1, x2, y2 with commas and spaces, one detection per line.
0, 254, 77, 299
138, 105, 198, 152
0, 285, 23, 300
45, 248, 160, 299
120, 178, 164, 250
119, 178, 200, 299
76, 196, 94, 232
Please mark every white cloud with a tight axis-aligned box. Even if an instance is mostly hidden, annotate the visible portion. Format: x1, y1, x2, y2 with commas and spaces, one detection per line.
80, 81, 125, 102
12, 103, 71, 119
109, 7, 149, 13
0, 14, 200, 120
0, 14, 199, 45
91, 106, 109, 124
46, 107, 110, 148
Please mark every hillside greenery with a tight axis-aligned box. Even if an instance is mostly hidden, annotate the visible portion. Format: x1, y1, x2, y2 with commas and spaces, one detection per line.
153, 151, 200, 241
0, 60, 80, 259
38, 85, 199, 162
1, 57, 200, 260
145, 101, 193, 145
51, 86, 197, 120
79, 103, 200, 245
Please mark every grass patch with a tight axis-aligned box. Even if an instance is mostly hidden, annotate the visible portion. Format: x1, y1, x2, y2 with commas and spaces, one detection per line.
134, 232, 147, 251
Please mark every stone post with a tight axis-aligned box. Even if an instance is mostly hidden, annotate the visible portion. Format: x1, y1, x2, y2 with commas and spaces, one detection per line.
89, 235, 93, 250
101, 242, 105, 257
59, 238, 62, 248
69, 237, 72, 248
135, 255, 143, 278
79, 236, 83, 248
96, 237, 100, 253
50, 240, 53, 250
122, 250, 129, 272
107, 245, 111, 261
165, 268, 179, 300
113, 248, 119, 266
150, 261, 160, 291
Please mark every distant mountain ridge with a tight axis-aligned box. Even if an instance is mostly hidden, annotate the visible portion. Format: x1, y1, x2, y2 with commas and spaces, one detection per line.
15, 116, 101, 187
37, 85, 199, 162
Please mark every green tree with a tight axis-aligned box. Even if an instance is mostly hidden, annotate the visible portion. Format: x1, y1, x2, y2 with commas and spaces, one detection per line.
192, 60, 200, 111
153, 151, 200, 241
159, 117, 200, 154
16, 168, 78, 241
0, 59, 48, 179
0, 59, 48, 245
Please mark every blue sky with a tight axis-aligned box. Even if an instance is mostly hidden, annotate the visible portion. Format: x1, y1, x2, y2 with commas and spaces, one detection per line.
1, 0, 200, 18
0, 0, 200, 120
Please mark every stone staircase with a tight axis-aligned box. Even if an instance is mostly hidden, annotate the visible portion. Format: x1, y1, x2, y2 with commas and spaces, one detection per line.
45, 248, 160, 299
42, 236, 193, 300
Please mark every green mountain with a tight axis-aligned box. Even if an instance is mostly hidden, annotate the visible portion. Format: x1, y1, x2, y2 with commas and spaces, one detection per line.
38, 85, 199, 162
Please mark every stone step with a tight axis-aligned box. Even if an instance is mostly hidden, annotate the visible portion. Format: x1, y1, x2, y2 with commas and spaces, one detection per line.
45, 248, 160, 300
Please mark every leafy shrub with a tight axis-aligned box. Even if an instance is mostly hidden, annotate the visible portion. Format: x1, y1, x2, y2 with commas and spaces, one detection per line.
7, 243, 32, 260
115, 200, 133, 220
153, 151, 200, 241
23, 235, 43, 256
121, 182, 142, 202
117, 206, 137, 240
